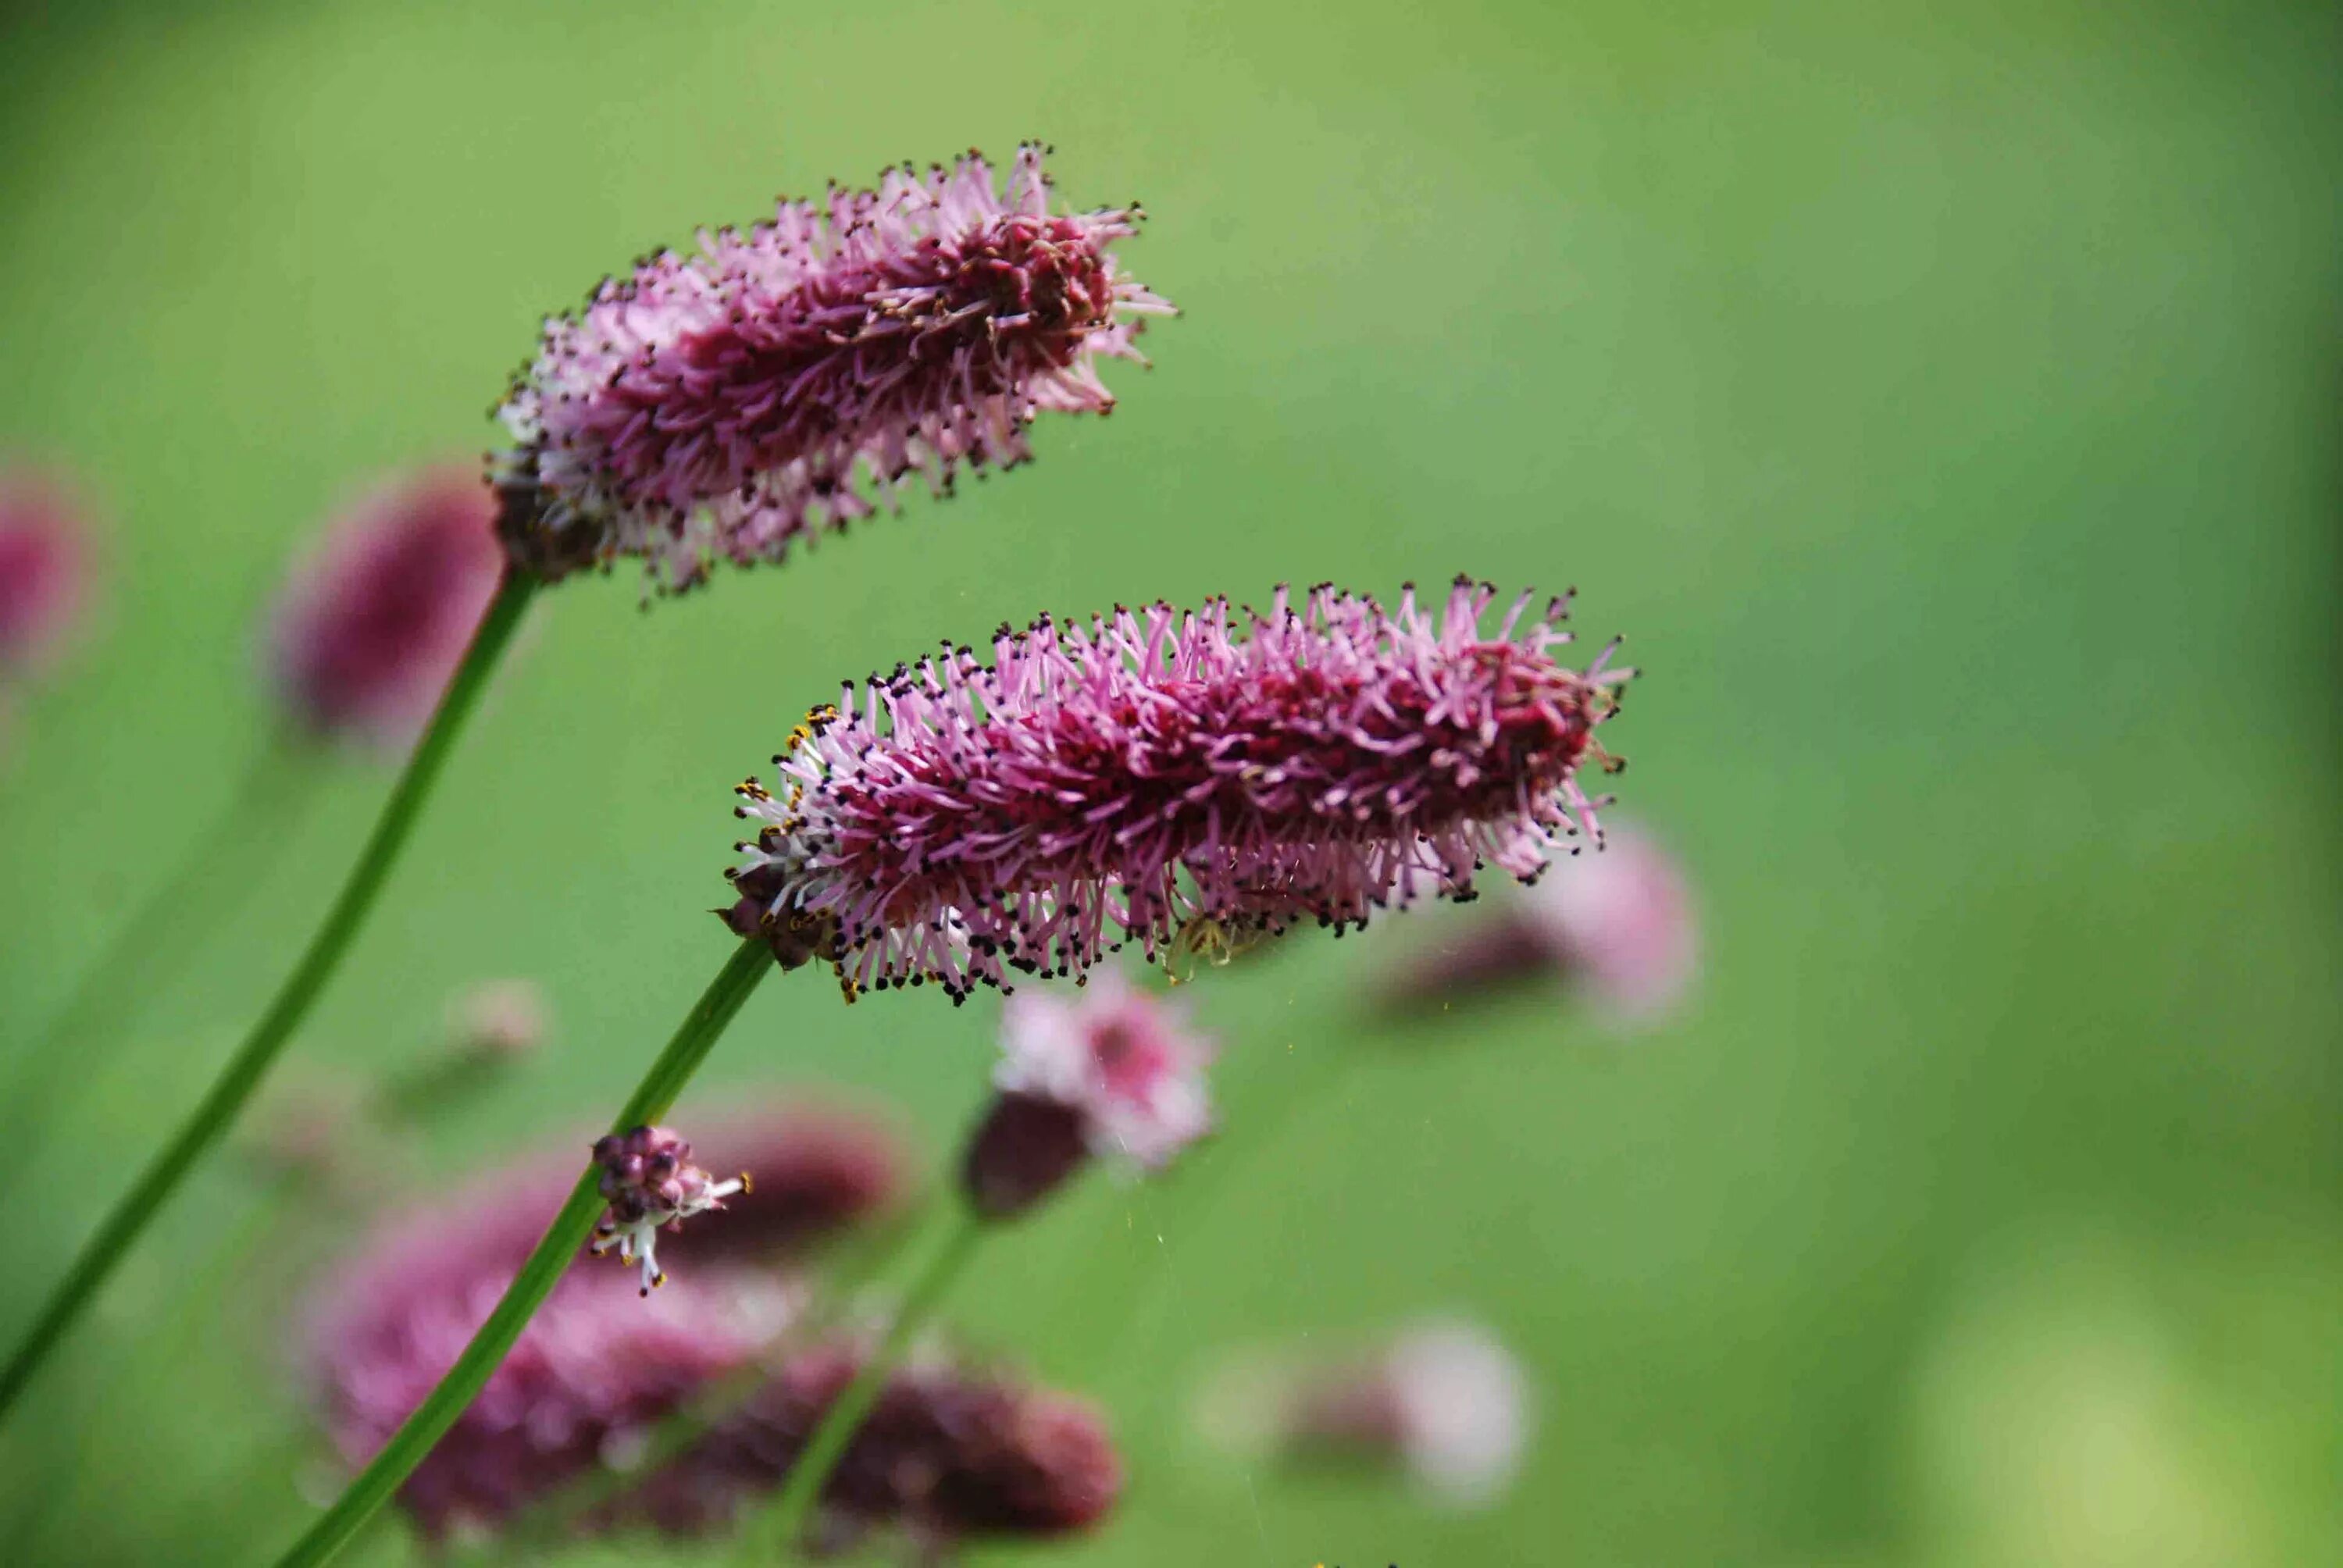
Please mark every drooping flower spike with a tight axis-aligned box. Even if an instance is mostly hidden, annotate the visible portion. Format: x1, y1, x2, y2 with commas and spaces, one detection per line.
494, 144, 1173, 590
729, 579, 1632, 1003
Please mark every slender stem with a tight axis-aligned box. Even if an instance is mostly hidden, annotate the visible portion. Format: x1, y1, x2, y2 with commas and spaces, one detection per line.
743, 1203, 986, 1561
2, 735, 323, 1144
271, 936, 774, 1568
0, 571, 538, 1426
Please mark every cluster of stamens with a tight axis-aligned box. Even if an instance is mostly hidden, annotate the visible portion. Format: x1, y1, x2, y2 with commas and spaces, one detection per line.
587, 1126, 751, 1295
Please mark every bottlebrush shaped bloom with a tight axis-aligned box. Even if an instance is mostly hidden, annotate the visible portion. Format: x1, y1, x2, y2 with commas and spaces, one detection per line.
268, 465, 506, 747
728, 579, 1632, 1003
494, 144, 1172, 590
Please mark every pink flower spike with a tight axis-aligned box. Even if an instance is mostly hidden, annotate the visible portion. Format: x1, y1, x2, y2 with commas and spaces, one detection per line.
268, 465, 505, 747
729, 579, 1633, 1003
964, 975, 1214, 1217
1380, 822, 1697, 1023
0, 468, 100, 678
495, 143, 1174, 591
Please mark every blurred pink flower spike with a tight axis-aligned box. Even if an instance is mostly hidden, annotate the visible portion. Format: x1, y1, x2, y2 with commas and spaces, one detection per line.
728, 579, 1632, 1003
494, 143, 1173, 591
719, 1343, 1122, 1554
589, 1125, 749, 1296
305, 1105, 913, 1535
1200, 1319, 1534, 1509
0, 467, 100, 679
1381, 823, 1697, 1025
268, 464, 506, 749
962, 975, 1214, 1219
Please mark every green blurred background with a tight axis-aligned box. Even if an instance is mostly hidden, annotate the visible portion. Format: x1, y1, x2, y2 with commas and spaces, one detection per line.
2, 0, 2338, 1562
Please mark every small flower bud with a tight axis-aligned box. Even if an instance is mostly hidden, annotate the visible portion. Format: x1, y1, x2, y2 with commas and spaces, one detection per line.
589, 1126, 749, 1295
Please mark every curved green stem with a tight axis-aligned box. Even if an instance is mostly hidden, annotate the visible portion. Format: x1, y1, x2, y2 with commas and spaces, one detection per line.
0, 571, 538, 1425
271, 935, 774, 1568
743, 1203, 986, 1561
3, 734, 323, 1144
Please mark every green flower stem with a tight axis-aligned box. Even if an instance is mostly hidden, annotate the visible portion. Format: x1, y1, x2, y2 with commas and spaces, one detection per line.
741, 1200, 987, 1562
272, 935, 775, 1568
0, 570, 539, 1426
2, 733, 324, 1144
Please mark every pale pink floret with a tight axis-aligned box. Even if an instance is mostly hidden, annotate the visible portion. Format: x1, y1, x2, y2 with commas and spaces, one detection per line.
731, 579, 1632, 1002
1518, 825, 1696, 1019
1379, 823, 1696, 1022
268, 465, 505, 747
1197, 1318, 1534, 1509
497, 144, 1172, 590
0, 469, 98, 676
995, 975, 1213, 1170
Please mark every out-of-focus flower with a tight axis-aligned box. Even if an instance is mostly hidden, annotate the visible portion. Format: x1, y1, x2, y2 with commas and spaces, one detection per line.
494, 144, 1172, 590
267, 465, 505, 747
729, 579, 1632, 1003
1196, 1319, 1533, 1508
305, 1106, 911, 1536
0, 468, 99, 677
963, 975, 1214, 1218
1378, 823, 1696, 1023
449, 978, 551, 1061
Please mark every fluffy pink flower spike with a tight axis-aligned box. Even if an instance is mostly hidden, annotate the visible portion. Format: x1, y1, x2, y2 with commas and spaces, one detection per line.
268, 465, 505, 747
729, 579, 1632, 1003
495, 144, 1173, 590
0, 469, 99, 678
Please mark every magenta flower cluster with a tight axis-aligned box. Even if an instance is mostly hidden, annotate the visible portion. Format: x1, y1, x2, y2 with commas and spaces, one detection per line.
495, 144, 1172, 590
729, 579, 1631, 1003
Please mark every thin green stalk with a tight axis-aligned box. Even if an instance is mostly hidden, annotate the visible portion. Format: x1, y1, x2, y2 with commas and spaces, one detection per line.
271, 935, 775, 1568
0, 570, 538, 1425
3, 733, 323, 1143
742, 1202, 986, 1561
